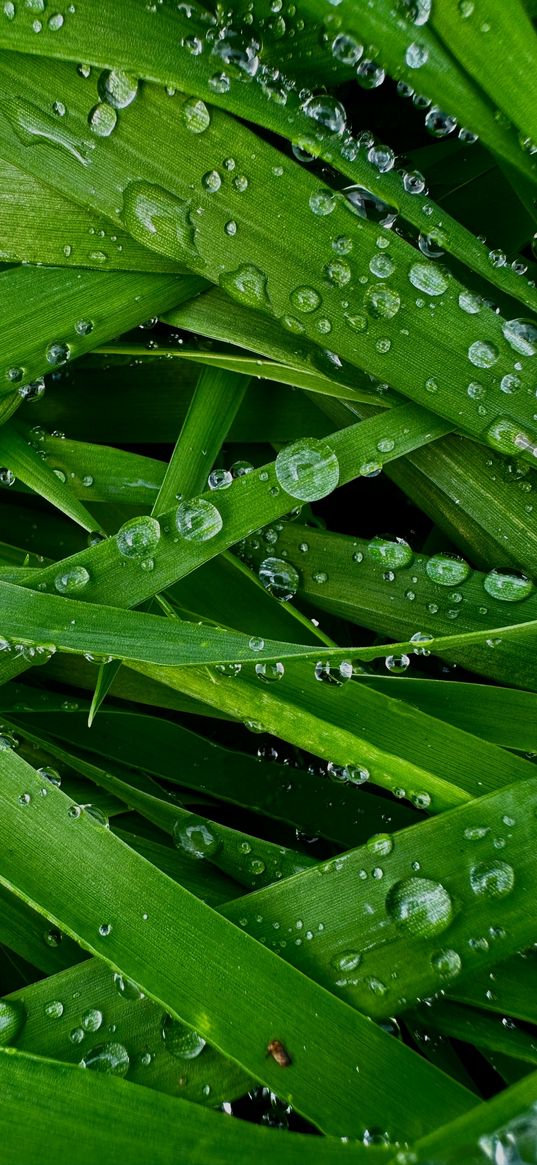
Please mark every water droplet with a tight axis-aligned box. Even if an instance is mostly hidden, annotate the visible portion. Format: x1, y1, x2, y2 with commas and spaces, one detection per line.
173, 814, 221, 860
54, 565, 90, 594
364, 284, 401, 318
98, 923, 112, 937
275, 438, 339, 501
405, 41, 429, 68
502, 318, 537, 357
425, 107, 457, 137
470, 860, 515, 898
74, 319, 93, 337
202, 169, 222, 193
98, 69, 138, 109
176, 497, 222, 542
369, 253, 396, 278
82, 1008, 103, 1033
367, 833, 394, 857
47, 12, 64, 31
367, 536, 412, 569
220, 263, 271, 309
88, 103, 117, 137
37, 766, 61, 787
408, 262, 448, 295
431, 949, 462, 980
255, 661, 285, 683
483, 568, 534, 602
468, 340, 499, 368
309, 189, 336, 216
332, 950, 361, 972
122, 181, 199, 260
116, 515, 160, 559
161, 1015, 206, 1059
344, 186, 397, 226
426, 553, 470, 586
19, 376, 46, 402
331, 33, 363, 64
44, 1000, 64, 1019
289, 286, 321, 313
258, 556, 299, 600
385, 654, 410, 673
302, 94, 346, 135
46, 341, 70, 367
386, 877, 453, 936
112, 972, 145, 1003
325, 258, 351, 287
356, 60, 385, 89
0, 1000, 25, 1045
80, 1042, 130, 1076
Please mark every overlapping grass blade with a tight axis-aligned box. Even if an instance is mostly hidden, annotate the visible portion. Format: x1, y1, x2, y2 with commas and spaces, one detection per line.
0, 746, 475, 1139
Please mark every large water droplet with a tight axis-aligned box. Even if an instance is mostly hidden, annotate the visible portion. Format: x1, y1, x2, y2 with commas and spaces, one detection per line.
80, 1042, 130, 1076
431, 948, 462, 980
54, 565, 90, 594
122, 181, 199, 260
309, 189, 336, 216
161, 1015, 206, 1059
220, 264, 271, 309
289, 286, 321, 313
331, 950, 362, 972
468, 340, 499, 368
182, 97, 211, 133
88, 103, 117, 137
483, 569, 534, 602
116, 515, 160, 560
386, 876, 454, 937
470, 860, 515, 898
0, 999, 25, 1045
173, 814, 222, 859
502, 318, 537, 357
258, 557, 299, 600
408, 262, 448, 295
364, 284, 401, 319
302, 94, 346, 135
113, 973, 145, 1001
98, 69, 138, 109
367, 536, 413, 569
275, 438, 339, 501
425, 553, 470, 586
344, 186, 397, 226
176, 497, 222, 542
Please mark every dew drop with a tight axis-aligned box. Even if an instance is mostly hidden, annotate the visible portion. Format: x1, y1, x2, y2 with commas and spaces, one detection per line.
275, 438, 339, 501
176, 497, 222, 542
173, 814, 221, 860
470, 860, 515, 898
386, 877, 453, 937
116, 515, 160, 559
425, 553, 470, 586
98, 69, 138, 109
80, 1042, 129, 1076
483, 569, 534, 602
161, 1015, 206, 1059
54, 565, 90, 594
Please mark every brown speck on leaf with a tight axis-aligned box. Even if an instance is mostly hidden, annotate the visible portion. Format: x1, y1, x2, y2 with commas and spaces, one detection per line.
267, 1039, 291, 1066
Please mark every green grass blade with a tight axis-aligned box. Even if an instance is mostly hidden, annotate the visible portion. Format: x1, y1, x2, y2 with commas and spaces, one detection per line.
0, 57, 536, 454
0, 1049, 388, 1165
0, 156, 183, 271
0, 264, 204, 405
0, 747, 475, 1139
259, 522, 537, 689
152, 368, 249, 513
0, 421, 103, 533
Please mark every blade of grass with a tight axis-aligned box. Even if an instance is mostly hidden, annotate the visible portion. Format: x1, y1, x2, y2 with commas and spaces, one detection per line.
0, 746, 475, 1139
